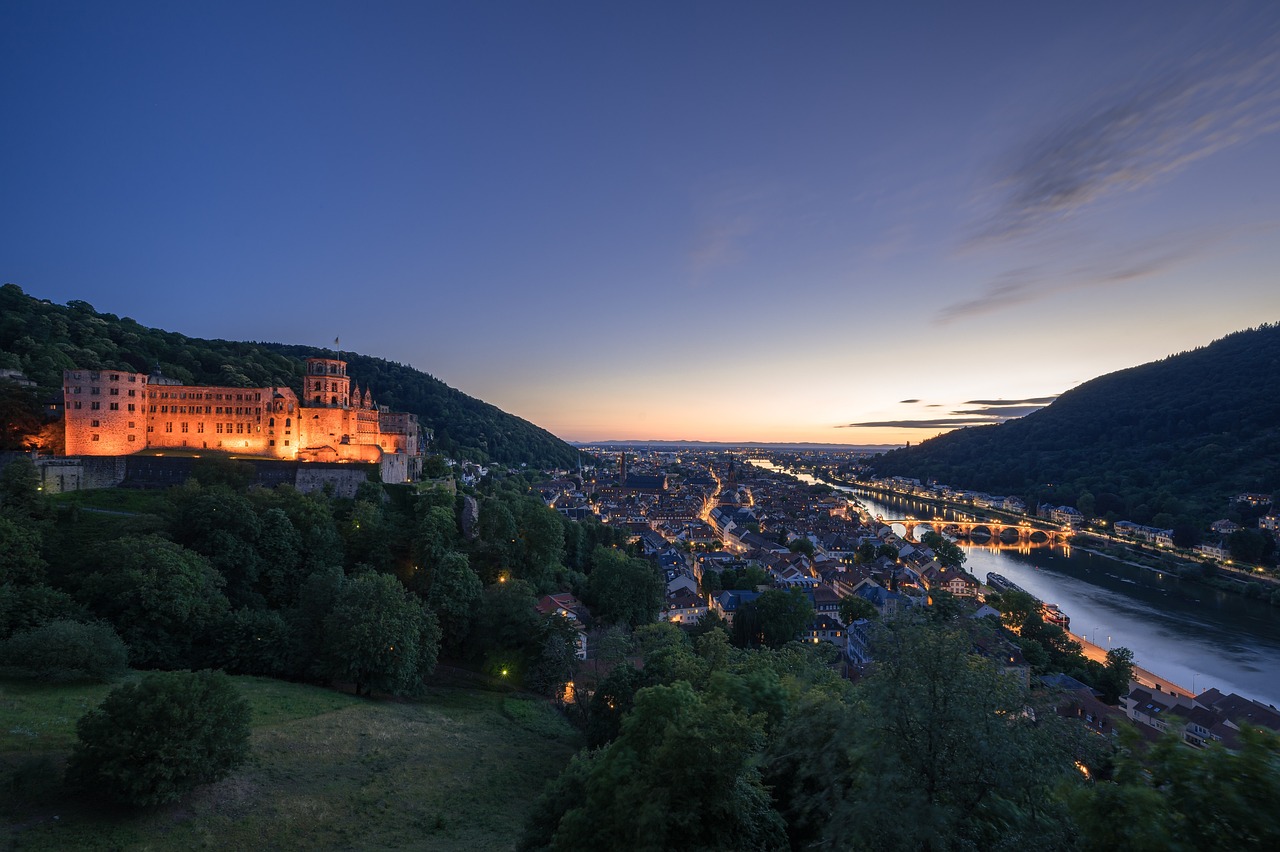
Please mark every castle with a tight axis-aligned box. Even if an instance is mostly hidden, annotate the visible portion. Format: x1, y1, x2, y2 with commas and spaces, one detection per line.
61, 357, 424, 482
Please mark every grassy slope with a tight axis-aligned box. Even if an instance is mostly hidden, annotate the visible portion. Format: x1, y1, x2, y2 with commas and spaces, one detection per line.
1, 676, 579, 851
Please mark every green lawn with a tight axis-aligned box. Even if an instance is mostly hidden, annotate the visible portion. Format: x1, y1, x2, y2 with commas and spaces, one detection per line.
1, 675, 580, 850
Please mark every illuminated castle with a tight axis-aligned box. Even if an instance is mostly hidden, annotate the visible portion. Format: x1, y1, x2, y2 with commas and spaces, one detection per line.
61, 357, 423, 481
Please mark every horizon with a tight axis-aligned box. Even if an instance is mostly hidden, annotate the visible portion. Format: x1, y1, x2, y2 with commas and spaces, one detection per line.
4, 2, 1279, 445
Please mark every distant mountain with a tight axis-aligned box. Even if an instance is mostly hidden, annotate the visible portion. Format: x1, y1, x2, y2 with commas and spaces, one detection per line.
868, 325, 1280, 526
579, 440, 899, 452
0, 284, 579, 468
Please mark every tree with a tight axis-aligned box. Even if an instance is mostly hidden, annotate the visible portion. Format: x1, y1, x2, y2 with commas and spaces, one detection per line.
0, 457, 42, 518
79, 536, 230, 669
0, 620, 128, 682
820, 622, 1082, 849
1228, 529, 1267, 564
425, 551, 483, 654
839, 594, 879, 624
1098, 646, 1135, 704
66, 670, 251, 807
920, 530, 966, 569
991, 588, 1038, 632
732, 588, 814, 649
521, 682, 786, 851
587, 546, 664, 629
854, 540, 878, 564
323, 572, 440, 697
0, 515, 46, 586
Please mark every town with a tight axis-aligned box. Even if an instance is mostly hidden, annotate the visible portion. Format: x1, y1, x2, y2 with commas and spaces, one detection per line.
529, 447, 1280, 751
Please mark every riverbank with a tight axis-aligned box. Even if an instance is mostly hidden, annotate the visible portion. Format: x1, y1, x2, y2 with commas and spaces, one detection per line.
833, 475, 1280, 608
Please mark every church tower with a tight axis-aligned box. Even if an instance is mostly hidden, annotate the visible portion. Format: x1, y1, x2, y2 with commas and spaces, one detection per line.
304, 357, 350, 407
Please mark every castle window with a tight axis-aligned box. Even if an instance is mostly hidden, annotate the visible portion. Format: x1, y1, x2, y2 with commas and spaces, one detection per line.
73, 401, 81, 409
181, 423, 189, 433
268, 418, 274, 427
91, 402, 100, 410
73, 387, 81, 393
110, 374, 119, 381
128, 389, 136, 397
90, 387, 100, 395
149, 405, 156, 413
285, 418, 290, 427
314, 396, 321, 403
284, 440, 289, 446
109, 387, 118, 395
197, 423, 204, 433
92, 434, 99, 441
160, 406, 168, 413
128, 375, 136, 382
128, 421, 135, 429
225, 422, 232, 432
147, 425, 154, 433
127, 404, 135, 412
216, 424, 223, 434
205, 406, 211, 414
109, 402, 119, 411
127, 435, 136, 442
269, 439, 275, 446
215, 407, 222, 414
165, 423, 173, 433
91, 419, 100, 427
236, 423, 244, 434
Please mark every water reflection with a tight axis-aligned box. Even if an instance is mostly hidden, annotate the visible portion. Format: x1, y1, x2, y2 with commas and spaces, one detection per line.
747, 461, 1280, 706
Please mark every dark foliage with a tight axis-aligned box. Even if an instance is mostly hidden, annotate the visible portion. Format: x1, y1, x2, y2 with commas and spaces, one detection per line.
869, 324, 1280, 527
65, 670, 251, 807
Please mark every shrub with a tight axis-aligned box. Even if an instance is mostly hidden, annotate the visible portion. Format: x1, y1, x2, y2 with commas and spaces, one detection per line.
65, 670, 251, 806
0, 619, 128, 682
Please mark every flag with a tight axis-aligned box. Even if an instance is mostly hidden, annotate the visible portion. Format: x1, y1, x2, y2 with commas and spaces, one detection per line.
334, 336, 340, 348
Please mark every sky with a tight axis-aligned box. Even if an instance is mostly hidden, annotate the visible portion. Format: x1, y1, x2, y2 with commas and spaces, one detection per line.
3, 1, 1279, 446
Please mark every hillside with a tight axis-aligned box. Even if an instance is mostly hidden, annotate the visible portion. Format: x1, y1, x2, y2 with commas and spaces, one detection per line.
868, 324, 1280, 526
0, 284, 579, 467
1, 675, 579, 850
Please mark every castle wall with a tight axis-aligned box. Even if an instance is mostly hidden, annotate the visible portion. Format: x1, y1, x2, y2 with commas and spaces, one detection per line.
62, 369, 148, 455
61, 358, 421, 477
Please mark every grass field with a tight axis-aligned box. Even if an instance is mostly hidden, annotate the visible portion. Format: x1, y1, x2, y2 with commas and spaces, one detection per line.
1, 675, 580, 850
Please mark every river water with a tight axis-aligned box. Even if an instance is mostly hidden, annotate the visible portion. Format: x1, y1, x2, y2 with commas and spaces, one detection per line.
748, 461, 1280, 707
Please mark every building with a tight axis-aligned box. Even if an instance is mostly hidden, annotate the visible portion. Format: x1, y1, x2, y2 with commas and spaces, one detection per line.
61, 357, 424, 482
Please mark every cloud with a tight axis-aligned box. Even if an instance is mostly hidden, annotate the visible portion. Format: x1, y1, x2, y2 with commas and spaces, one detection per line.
950, 405, 1048, 418
977, 32, 1280, 243
963, 397, 1057, 406
838, 418, 1002, 429
936, 233, 1214, 323
898, 398, 920, 404
940, 23, 1280, 323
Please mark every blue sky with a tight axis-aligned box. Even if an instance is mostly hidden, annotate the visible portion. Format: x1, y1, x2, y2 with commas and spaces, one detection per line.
3, 1, 1278, 444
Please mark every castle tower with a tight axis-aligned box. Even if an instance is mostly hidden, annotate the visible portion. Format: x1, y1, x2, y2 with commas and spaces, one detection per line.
304, 357, 350, 407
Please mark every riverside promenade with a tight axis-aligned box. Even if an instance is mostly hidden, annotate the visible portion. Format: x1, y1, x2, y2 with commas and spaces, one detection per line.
1070, 631, 1197, 699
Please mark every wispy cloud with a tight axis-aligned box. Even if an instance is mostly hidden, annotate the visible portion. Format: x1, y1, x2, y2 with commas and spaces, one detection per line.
838, 418, 1000, 429
963, 396, 1057, 406
950, 404, 1047, 418
937, 232, 1214, 323
976, 32, 1280, 244
941, 22, 1280, 323
898, 398, 920, 404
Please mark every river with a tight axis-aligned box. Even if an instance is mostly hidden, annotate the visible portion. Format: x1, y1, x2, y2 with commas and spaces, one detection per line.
747, 460, 1280, 707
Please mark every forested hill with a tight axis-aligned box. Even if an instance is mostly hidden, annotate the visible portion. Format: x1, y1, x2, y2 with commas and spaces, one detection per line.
868, 324, 1280, 526
0, 284, 579, 467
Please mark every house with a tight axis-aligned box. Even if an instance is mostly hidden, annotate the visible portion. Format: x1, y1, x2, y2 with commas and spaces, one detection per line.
1196, 540, 1230, 561
535, 594, 591, 660
807, 614, 845, 646
664, 589, 709, 625
712, 589, 762, 625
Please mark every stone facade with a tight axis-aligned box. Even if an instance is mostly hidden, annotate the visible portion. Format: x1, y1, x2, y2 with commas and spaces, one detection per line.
62, 357, 424, 482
